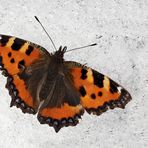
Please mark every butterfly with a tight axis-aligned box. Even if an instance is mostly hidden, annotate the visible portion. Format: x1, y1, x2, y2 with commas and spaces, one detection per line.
0, 34, 132, 132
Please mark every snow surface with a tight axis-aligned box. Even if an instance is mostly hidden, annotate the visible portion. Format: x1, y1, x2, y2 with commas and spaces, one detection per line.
0, 0, 148, 148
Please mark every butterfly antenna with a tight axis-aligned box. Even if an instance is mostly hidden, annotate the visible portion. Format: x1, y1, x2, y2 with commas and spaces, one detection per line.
34, 16, 57, 51
66, 43, 97, 53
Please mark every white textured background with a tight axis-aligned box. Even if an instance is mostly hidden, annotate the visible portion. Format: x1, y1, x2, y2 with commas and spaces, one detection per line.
0, 0, 148, 148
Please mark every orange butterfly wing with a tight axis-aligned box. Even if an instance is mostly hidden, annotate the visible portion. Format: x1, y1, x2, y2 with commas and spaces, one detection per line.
66, 62, 132, 115
0, 35, 47, 114
38, 104, 84, 132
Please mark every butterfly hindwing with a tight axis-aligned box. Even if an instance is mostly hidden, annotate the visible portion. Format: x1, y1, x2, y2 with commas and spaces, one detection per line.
66, 61, 132, 115
0, 34, 48, 114
38, 104, 84, 132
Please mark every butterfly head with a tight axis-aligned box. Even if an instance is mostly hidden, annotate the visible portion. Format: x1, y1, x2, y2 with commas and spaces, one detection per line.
52, 46, 67, 63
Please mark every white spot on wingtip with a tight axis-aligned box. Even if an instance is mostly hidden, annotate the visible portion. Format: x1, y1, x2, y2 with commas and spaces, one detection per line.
0, 35, 2, 40
117, 87, 122, 93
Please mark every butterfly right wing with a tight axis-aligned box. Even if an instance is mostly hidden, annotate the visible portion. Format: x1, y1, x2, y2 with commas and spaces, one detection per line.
65, 61, 132, 115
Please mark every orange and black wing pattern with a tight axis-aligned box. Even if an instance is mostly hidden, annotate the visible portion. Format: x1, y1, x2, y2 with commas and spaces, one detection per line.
0, 34, 47, 114
38, 103, 84, 132
67, 62, 132, 116
0, 35, 132, 133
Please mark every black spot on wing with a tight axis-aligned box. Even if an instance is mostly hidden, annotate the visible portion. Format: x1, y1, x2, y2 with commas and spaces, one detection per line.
0, 35, 10, 47
19, 60, 25, 66
110, 79, 119, 94
25, 45, 34, 56
81, 69, 87, 80
8, 52, 12, 57
98, 91, 102, 97
18, 60, 25, 69
11, 38, 26, 51
91, 93, 96, 99
10, 58, 15, 63
79, 86, 86, 97
92, 70, 104, 88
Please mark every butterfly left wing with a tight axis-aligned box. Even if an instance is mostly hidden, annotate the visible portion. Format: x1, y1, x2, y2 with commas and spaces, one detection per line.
65, 61, 132, 116
0, 34, 49, 114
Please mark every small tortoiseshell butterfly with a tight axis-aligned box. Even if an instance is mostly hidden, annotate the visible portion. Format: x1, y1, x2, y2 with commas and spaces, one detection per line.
0, 33, 132, 132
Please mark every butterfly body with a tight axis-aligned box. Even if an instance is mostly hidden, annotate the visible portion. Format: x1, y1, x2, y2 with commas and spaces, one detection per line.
0, 34, 132, 132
